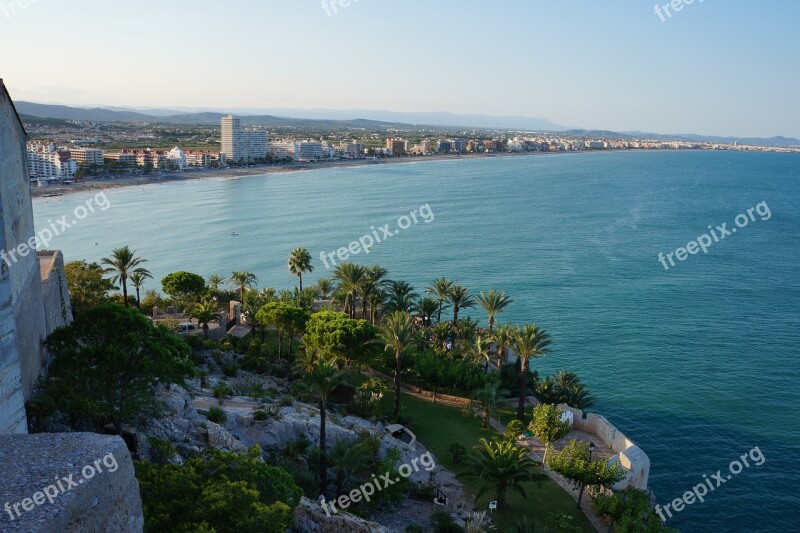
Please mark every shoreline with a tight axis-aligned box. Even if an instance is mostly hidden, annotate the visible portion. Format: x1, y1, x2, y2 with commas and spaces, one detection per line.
29, 150, 614, 198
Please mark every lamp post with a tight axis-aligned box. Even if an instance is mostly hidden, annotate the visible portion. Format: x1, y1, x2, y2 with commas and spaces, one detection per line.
576, 441, 597, 509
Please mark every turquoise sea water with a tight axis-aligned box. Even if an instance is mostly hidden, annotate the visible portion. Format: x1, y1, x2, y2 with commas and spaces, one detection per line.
33, 151, 800, 532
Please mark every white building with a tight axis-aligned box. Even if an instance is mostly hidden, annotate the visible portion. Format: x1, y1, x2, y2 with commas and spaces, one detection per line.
26, 143, 77, 183
69, 147, 104, 167
166, 147, 187, 170
221, 115, 269, 163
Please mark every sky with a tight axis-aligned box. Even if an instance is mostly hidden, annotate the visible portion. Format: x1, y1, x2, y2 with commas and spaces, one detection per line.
1, 0, 798, 137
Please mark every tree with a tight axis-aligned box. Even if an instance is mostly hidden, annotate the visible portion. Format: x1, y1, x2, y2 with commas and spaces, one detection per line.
555, 371, 597, 410
477, 290, 512, 334
417, 297, 439, 327
256, 302, 310, 359
492, 323, 514, 368
65, 260, 113, 315
302, 310, 377, 365
447, 284, 475, 323
425, 277, 452, 323
375, 311, 420, 420
191, 299, 219, 340
547, 439, 625, 508
333, 263, 365, 318
384, 280, 418, 314
468, 381, 507, 429
529, 404, 572, 465
288, 248, 313, 291
101, 246, 150, 308
460, 438, 541, 508
161, 271, 206, 305
315, 278, 334, 299
135, 447, 302, 533
129, 271, 152, 309
297, 356, 349, 498
44, 304, 191, 434
512, 324, 552, 420
594, 488, 678, 533
328, 437, 373, 498
207, 274, 226, 294
229, 271, 258, 302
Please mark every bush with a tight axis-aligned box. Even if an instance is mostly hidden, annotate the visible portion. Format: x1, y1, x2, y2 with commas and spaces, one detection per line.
148, 438, 176, 464
406, 525, 425, 533
184, 334, 205, 351
278, 395, 294, 407
448, 442, 467, 465
431, 510, 464, 533
223, 362, 240, 377
213, 384, 233, 399
504, 419, 526, 443
253, 410, 269, 421
206, 407, 227, 424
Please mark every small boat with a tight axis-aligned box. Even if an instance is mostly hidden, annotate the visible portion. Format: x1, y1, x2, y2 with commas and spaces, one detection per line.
230, 231, 239, 236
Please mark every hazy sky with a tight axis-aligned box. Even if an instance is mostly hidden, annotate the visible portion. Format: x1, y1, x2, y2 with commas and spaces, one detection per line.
1, 0, 798, 137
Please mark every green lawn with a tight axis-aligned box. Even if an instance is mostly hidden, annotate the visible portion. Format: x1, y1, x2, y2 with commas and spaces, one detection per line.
379, 392, 595, 532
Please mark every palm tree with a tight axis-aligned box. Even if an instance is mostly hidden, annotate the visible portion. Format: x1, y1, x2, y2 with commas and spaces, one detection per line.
384, 280, 418, 314
207, 274, 226, 294
101, 246, 149, 308
366, 287, 386, 325
534, 375, 561, 405
333, 263, 365, 318
328, 437, 372, 498
477, 290, 513, 334
492, 323, 515, 368
298, 356, 348, 498
228, 271, 257, 302
426, 277, 452, 323
468, 381, 507, 429
366, 265, 390, 287
417, 297, 439, 327
375, 311, 420, 420
447, 284, 475, 323
129, 271, 152, 309
464, 334, 492, 368
191, 299, 219, 340
554, 371, 596, 410
461, 438, 540, 508
512, 324, 553, 420
315, 278, 334, 300
288, 248, 314, 291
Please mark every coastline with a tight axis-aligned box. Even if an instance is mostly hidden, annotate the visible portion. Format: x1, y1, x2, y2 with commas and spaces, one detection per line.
30, 150, 586, 198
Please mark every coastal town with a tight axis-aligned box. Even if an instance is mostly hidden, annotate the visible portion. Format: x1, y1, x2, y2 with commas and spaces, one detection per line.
24, 112, 800, 190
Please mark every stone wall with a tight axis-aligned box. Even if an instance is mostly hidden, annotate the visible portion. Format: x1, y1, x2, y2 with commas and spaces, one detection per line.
38, 251, 72, 335
0, 433, 144, 532
559, 404, 650, 490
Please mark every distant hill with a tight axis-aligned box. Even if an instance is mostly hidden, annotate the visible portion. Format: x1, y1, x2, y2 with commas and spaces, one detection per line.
567, 128, 800, 148
15, 102, 153, 122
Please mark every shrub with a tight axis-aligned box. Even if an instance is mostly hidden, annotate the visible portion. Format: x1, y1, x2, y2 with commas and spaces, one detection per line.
431, 510, 464, 533
223, 362, 240, 377
206, 407, 226, 424
253, 410, 269, 421
148, 438, 176, 464
448, 442, 467, 465
406, 525, 425, 533
504, 419, 526, 443
213, 384, 233, 399
278, 395, 294, 407
184, 334, 205, 351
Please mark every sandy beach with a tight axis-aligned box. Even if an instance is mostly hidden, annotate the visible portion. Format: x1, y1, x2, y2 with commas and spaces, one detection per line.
29, 151, 545, 198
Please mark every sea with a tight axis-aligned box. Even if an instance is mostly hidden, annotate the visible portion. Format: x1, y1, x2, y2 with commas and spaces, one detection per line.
33, 150, 800, 532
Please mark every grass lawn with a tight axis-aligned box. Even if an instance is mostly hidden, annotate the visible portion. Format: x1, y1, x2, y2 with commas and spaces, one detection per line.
379, 392, 595, 532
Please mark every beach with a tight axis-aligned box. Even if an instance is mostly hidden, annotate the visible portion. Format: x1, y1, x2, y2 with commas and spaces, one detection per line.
30, 151, 542, 198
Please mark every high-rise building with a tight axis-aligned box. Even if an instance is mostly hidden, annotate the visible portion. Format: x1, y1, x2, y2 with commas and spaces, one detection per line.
221, 115, 268, 163
69, 147, 104, 166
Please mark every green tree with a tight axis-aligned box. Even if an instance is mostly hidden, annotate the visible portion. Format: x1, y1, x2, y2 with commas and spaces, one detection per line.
207, 273, 226, 294
191, 299, 219, 340
555, 371, 597, 410
417, 297, 439, 327
447, 283, 475, 323
529, 403, 572, 465
135, 447, 302, 533
513, 324, 553, 420
44, 304, 191, 434
296, 356, 349, 498
375, 311, 421, 420
547, 439, 625, 508
492, 323, 515, 368
460, 438, 542, 508
425, 277, 452, 323
467, 381, 507, 429
129, 271, 152, 309
65, 260, 113, 315
333, 263, 365, 318
288, 247, 314, 291
229, 271, 258, 302
256, 301, 310, 358
328, 437, 373, 497
161, 271, 206, 305
302, 310, 377, 365
594, 488, 678, 533
101, 245, 150, 308
384, 280, 418, 314
476, 290, 513, 334
315, 278, 334, 299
